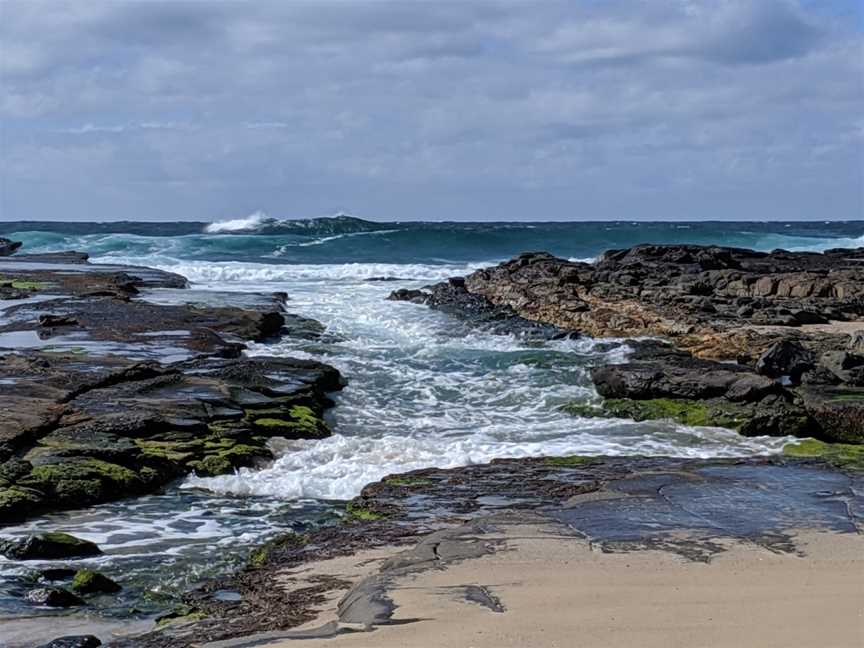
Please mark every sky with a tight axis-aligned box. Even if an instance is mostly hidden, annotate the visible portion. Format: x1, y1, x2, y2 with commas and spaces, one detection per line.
0, 0, 862, 223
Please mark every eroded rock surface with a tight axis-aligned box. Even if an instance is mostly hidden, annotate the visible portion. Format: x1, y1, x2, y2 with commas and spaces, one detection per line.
0, 245, 344, 523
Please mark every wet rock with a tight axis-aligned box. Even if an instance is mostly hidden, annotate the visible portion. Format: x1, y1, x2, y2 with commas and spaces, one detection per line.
0, 458, 33, 486
37, 637, 101, 648
25, 587, 85, 607
0, 237, 22, 256
799, 387, 864, 444
566, 395, 812, 438
407, 245, 864, 361
38, 314, 79, 328
39, 567, 78, 581
0, 354, 344, 521
818, 351, 864, 386
756, 340, 815, 382
389, 278, 573, 340
71, 569, 121, 594
0, 532, 102, 560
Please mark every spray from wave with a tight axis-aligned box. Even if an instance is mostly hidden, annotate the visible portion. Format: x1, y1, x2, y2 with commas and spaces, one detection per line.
203, 211, 391, 236
204, 210, 270, 233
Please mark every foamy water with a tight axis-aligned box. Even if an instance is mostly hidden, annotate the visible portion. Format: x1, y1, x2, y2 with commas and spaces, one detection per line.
175, 266, 791, 500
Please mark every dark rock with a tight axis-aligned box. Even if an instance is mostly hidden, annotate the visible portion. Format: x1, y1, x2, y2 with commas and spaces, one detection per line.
800, 387, 864, 444
38, 314, 79, 328
0, 458, 33, 485
818, 351, 864, 386
403, 245, 864, 361
387, 288, 428, 303
25, 586, 85, 607
849, 332, 864, 354
71, 569, 121, 594
0, 237, 22, 256
39, 567, 78, 581
390, 278, 572, 341
0, 532, 102, 560
725, 375, 780, 403
38, 636, 101, 648
756, 340, 815, 382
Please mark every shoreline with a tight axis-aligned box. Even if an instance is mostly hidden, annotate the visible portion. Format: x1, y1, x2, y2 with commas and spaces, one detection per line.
252, 525, 864, 648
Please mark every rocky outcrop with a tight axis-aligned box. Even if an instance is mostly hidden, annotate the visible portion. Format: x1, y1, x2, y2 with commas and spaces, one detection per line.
0, 245, 345, 523
435, 246, 864, 361
388, 277, 569, 340
392, 245, 864, 443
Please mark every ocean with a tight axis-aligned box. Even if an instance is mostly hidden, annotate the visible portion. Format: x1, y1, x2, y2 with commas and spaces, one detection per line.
2, 216, 863, 638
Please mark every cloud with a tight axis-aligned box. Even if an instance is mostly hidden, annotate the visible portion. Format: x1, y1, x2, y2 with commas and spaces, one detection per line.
0, 0, 861, 221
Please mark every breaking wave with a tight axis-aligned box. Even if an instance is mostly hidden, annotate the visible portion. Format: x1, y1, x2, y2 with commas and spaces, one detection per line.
204, 210, 270, 233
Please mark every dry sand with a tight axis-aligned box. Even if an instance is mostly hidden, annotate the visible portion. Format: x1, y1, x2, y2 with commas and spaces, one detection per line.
253, 522, 864, 648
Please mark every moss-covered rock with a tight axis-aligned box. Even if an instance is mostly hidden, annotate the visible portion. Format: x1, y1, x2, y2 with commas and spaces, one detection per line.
0, 485, 44, 521
71, 569, 121, 594
19, 459, 144, 505
564, 398, 749, 429
249, 405, 330, 439
135, 440, 198, 463
345, 500, 387, 521
0, 458, 33, 486
783, 439, 864, 470
544, 455, 598, 467
563, 397, 814, 438
247, 532, 308, 568
187, 455, 233, 477
155, 603, 207, 627
0, 276, 46, 291
383, 476, 434, 487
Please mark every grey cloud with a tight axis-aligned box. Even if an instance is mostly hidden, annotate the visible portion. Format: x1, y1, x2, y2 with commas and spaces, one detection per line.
0, 0, 861, 222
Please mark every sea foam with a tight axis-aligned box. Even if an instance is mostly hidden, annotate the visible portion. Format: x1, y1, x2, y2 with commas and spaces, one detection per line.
204, 210, 269, 233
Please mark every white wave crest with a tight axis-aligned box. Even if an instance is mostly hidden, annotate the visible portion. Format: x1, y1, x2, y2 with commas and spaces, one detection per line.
205, 210, 269, 233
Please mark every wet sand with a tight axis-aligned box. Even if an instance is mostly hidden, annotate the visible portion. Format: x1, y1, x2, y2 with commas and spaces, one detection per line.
252, 522, 864, 648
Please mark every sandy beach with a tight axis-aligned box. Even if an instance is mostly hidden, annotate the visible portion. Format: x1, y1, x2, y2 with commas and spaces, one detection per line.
225, 519, 864, 648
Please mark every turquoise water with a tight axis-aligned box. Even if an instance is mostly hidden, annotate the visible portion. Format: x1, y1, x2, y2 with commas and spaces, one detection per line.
3, 215, 863, 267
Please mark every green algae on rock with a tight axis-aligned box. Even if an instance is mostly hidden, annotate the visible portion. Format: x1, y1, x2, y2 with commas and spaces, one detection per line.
782, 439, 864, 470
544, 455, 599, 467
155, 603, 207, 627
247, 533, 309, 569
249, 405, 331, 439
71, 569, 121, 594
382, 476, 434, 487
345, 500, 388, 521
563, 396, 813, 437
